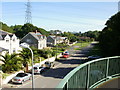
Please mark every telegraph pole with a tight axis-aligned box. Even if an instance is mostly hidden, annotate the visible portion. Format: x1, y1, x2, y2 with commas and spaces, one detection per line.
25, 0, 32, 24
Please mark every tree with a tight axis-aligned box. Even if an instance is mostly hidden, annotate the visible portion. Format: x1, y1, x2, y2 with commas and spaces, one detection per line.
82, 30, 101, 41
20, 23, 38, 38
38, 28, 49, 36
0, 21, 13, 33
99, 12, 120, 56
12, 23, 49, 38
0, 53, 22, 73
19, 48, 32, 72
11, 25, 23, 38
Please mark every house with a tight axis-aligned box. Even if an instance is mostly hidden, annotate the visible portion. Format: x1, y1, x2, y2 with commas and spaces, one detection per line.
0, 30, 21, 55
47, 36, 57, 46
47, 35, 69, 46
20, 31, 47, 49
59, 37, 69, 44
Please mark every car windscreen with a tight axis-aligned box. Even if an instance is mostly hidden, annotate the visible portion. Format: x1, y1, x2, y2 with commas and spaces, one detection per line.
16, 73, 25, 77
64, 54, 68, 55
45, 62, 50, 64
65, 51, 69, 53
34, 67, 38, 69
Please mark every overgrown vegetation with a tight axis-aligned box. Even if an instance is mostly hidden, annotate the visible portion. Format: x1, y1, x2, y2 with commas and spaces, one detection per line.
1, 21, 101, 43
0, 53, 22, 73
98, 12, 120, 56
87, 43, 103, 56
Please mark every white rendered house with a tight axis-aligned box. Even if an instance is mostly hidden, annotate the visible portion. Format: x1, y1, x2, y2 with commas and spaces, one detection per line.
0, 30, 21, 54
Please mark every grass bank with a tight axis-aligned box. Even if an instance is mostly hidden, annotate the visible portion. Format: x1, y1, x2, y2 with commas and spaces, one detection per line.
74, 42, 91, 50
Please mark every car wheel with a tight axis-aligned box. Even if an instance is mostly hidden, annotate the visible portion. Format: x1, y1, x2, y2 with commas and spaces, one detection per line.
40, 70, 43, 74
29, 77, 31, 80
52, 64, 55, 67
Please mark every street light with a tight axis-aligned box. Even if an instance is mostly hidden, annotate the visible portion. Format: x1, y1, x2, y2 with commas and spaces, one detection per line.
55, 31, 59, 60
20, 43, 34, 90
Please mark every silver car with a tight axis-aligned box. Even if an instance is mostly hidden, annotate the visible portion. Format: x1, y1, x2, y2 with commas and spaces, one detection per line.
12, 73, 31, 84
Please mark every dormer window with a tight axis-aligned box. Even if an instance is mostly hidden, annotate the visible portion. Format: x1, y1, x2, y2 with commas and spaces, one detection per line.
5, 34, 10, 42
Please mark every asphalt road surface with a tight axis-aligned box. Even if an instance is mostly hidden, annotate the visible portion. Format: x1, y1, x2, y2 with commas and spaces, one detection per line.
2, 43, 93, 89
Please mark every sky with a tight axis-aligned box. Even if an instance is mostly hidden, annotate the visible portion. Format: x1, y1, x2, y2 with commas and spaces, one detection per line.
1, 0, 119, 33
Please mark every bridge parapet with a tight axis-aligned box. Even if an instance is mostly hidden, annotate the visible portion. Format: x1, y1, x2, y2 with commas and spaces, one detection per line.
56, 56, 120, 89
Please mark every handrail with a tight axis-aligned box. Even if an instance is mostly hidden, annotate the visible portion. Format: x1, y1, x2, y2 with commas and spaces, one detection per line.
56, 56, 120, 89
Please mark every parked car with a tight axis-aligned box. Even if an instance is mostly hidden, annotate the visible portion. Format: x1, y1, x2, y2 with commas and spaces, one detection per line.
63, 53, 69, 58
12, 73, 31, 84
42, 61, 55, 69
64, 51, 69, 54
62, 50, 70, 58
33, 66, 47, 74
62, 51, 69, 55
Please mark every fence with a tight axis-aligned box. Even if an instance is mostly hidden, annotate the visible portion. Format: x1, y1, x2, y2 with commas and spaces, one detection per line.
56, 56, 120, 89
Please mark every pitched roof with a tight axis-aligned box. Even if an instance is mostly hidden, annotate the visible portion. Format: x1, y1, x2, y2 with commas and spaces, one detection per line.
0, 29, 13, 40
29, 32, 44, 40
0, 34, 14, 40
0, 29, 12, 34
49, 36, 56, 40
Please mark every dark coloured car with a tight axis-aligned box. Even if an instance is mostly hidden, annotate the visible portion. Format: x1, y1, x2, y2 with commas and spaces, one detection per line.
42, 61, 55, 69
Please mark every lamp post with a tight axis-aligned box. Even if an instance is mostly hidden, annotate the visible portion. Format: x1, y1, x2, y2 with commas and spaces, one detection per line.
55, 31, 58, 60
20, 43, 34, 90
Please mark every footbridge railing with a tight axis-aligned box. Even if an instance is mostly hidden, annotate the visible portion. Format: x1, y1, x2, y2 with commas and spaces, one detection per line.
56, 56, 120, 89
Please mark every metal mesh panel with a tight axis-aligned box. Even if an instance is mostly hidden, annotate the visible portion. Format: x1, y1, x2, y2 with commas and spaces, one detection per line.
57, 56, 120, 89
88, 59, 107, 87
108, 58, 120, 76
68, 66, 87, 89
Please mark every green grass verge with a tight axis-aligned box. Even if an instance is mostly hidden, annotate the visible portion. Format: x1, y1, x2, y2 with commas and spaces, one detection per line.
74, 42, 91, 50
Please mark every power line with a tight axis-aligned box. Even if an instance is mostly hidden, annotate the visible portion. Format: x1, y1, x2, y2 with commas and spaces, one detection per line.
25, 0, 32, 24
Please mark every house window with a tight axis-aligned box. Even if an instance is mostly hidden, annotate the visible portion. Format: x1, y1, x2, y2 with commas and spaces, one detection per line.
6, 39, 9, 42
26, 39, 31, 43
13, 38, 15, 42
13, 48, 16, 53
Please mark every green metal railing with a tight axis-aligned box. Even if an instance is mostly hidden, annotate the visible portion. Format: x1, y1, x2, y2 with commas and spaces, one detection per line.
56, 56, 120, 89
